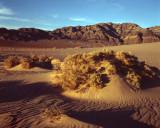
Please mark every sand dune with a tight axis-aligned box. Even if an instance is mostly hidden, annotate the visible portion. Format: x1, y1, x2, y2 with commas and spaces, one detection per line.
62, 75, 134, 100
0, 43, 160, 128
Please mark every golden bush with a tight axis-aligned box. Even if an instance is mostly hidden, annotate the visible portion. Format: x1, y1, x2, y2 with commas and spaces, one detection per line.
20, 58, 33, 69
51, 58, 61, 70
126, 71, 141, 89
53, 50, 160, 91
4, 54, 53, 69
4, 56, 21, 69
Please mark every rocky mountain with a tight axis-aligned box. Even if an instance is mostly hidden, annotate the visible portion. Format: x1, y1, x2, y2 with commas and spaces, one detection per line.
0, 23, 160, 47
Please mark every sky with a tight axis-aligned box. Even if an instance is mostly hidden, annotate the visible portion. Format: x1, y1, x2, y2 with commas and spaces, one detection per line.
0, 0, 160, 31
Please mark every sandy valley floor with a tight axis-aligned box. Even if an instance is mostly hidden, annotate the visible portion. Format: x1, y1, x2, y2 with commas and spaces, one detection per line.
0, 42, 160, 128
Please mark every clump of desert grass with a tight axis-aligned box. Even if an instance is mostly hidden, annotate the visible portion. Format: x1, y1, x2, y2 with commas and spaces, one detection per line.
41, 105, 66, 122
51, 58, 61, 70
4, 56, 21, 69
52, 49, 160, 91
4, 54, 59, 70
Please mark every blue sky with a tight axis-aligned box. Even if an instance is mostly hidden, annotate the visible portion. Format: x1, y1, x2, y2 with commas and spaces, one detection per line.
0, 0, 160, 30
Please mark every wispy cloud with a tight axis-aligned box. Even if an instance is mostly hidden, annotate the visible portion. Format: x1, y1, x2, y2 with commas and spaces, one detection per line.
69, 17, 87, 22
69, 17, 96, 23
0, 15, 56, 27
112, 3, 124, 11
52, 14, 58, 18
36, 20, 55, 26
0, 7, 14, 15
0, 16, 31, 22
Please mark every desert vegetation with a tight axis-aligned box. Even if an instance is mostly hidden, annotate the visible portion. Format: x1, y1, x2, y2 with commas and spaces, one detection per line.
4, 56, 21, 69
4, 54, 59, 69
52, 49, 160, 91
3, 49, 160, 90
41, 105, 66, 121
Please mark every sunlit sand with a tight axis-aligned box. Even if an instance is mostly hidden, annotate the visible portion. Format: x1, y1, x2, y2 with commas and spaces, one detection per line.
0, 42, 160, 128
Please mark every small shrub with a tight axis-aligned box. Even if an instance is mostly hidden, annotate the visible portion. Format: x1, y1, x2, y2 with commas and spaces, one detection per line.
38, 54, 48, 62
4, 56, 20, 69
89, 73, 103, 88
60, 69, 89, 90
126, 71, 141, 89
52, 70, 63, 86
103, 49, 115, 57
29, 54, 53, 69
51, 58, 61, 70
102, 61, 117, 77
54, 52, 111, 91
20, 58, 33, 69
4, 54, 54, 70
144, 64, 152, 71
37, 55, 52, 69
115, 51, 138, 65
42, 106, 65, 121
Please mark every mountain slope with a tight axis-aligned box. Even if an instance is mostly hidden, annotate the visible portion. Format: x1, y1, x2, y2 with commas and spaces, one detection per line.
0, 23, 160, 47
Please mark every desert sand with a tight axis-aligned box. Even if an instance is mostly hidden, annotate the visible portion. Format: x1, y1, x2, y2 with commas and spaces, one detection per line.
0, 42, 160, 128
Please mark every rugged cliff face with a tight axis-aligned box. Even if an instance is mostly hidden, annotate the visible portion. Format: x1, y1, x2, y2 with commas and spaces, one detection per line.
0, 23, 160, 47
0, 28, 51, 41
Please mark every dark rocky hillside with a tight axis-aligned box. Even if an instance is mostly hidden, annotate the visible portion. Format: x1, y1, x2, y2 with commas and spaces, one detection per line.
0, 23, 160, 47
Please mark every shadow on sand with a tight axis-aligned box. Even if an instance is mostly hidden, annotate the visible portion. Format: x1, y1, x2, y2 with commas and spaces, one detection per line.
0, 80, 63, 103
0, 80, 157, 128
141, 78, 160, 90
69, 109, 154, 128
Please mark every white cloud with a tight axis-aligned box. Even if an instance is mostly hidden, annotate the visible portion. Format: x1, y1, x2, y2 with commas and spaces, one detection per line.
37, 27, 55, 31
69, 17, 87, 22
0, 16, 31, 22
0, 7, 14, 15
0, 15, 56, 28
52, 14, 58, 18
69, 17, 96, 23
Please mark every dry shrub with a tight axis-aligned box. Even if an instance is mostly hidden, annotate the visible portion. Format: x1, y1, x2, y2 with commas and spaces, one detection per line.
30, 54, 53, 68
53, 49, 160, 91
51, 58, 61, 70
37, 55, 53, 69
4, 56, 21, 69
53, 52, 114, 91
38, 54, 48, 62
89, 73, 103, 88
30, 54, 39, 63
100, 61, 117, 77
20, 58, 33, 69
4, 54, 54, 69
59, 53, 109, 91
126, 71, 141, 89
42, 106, 65, 121
115, 51, 138, 65
52, 70, 63, 86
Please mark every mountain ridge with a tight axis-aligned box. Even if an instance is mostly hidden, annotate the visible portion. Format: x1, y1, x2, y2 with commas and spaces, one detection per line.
0, 22, 160, 47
